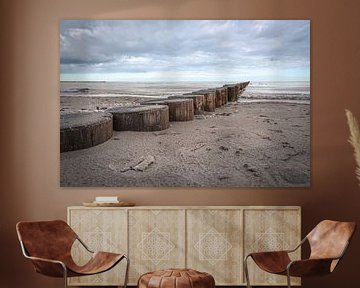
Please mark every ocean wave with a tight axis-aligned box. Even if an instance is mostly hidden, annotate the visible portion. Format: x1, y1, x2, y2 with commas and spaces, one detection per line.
239, 99, 310, 105
242, 93, 310, 101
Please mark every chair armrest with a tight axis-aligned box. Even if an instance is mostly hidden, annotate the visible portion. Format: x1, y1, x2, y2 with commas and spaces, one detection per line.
286, 237, 307, 253
287, 258, 336, 277
19, 240, 67, 277
26, 255, 67, 278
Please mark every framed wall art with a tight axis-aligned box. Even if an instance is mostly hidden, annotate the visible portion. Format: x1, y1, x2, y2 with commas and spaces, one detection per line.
60, 20, 310, 187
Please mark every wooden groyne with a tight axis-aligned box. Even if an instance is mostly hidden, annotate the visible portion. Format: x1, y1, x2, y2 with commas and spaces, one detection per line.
60, 81, 249, 152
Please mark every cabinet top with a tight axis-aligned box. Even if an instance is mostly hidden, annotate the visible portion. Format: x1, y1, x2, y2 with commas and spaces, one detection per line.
68, 205, 301, 210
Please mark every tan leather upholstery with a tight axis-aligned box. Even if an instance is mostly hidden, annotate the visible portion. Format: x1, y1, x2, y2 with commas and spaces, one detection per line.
307, 220, 356, 260
250, 251, 291, 274
138, 268, 215, 288
16, 220, 125, 278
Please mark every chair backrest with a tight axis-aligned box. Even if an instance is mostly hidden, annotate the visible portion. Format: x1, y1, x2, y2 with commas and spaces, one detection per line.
16, 220, 77, 261
307, 220, 356, 261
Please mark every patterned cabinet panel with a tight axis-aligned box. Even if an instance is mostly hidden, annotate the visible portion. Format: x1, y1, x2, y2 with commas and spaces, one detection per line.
187, 209, 243, 285
243, 209, 301, 286
68, 208, 127, 286
128, 209, 186, 284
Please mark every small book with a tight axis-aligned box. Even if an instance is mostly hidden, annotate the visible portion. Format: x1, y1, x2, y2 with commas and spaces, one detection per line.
93, 201, 120, 204
95, 196, 119, 202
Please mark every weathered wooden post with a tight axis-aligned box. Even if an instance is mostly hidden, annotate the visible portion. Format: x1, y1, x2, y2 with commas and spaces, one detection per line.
188, 89, 216, 112
214, 88, 223, 108
168, 94, 205, 115
223, 84, 237, 102
215, 87, 227, 106
141, 98, 194, 121
60, 112, 113, 152
106, 105, 170, 131
193, 89, 216, 112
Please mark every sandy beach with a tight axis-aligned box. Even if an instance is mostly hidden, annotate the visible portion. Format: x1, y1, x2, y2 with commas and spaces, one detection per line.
60, 100, 310, 187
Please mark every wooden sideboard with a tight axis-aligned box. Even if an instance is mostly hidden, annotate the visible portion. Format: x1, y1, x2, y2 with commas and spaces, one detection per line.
67, 206, 301, 286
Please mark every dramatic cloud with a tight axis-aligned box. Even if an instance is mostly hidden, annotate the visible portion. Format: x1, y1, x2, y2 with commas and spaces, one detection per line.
60, 20, 310, 81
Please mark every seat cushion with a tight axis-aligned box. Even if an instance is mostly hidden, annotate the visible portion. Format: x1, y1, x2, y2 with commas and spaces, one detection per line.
138, 268, 215, 288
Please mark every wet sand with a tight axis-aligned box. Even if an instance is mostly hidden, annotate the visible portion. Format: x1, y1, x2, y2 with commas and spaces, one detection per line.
60, 101, 310, 187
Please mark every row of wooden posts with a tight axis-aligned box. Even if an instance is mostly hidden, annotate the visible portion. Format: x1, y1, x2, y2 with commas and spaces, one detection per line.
109, 81, 250, 131
60, 81, 249, 152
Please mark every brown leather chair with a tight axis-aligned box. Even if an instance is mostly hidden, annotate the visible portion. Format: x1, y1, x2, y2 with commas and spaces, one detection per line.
16, 220, 129, 288
244, 220, 356, 288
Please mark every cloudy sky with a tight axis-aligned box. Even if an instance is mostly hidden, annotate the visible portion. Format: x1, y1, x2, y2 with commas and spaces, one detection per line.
60, 20, 310, 82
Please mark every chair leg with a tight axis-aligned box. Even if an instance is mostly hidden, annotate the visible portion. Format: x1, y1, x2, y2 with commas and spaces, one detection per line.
62, 264, 68, 288
123, 255, 130, 288
244, 255, 252, 288
286, 269, 292, 288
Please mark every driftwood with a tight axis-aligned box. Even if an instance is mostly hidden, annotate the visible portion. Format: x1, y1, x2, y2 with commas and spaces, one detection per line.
120, 155, 155, 172
60, 112, 113, 152
106, 105, 169, 131
142, 99, 194, 121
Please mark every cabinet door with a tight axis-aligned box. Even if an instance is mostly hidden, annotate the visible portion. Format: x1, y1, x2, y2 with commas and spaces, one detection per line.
68, 208, 128, 286
187, 209, 243, 285
243, 209, 301, 286
128, 209, 186, 284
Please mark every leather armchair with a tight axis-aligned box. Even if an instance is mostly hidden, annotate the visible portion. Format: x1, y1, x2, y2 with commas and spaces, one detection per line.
16, 220, 129, 288
244, 220, 356, 288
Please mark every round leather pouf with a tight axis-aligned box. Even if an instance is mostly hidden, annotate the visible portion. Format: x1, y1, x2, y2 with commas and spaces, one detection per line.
138, 269, 215, 288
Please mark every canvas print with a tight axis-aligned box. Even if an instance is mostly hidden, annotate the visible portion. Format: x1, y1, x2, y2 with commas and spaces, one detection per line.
60, 20, 310, 187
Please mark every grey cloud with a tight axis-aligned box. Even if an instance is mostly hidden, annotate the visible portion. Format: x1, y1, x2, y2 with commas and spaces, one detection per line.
60, 20, 310, 79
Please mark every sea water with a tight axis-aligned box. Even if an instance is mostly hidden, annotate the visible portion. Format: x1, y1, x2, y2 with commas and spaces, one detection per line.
240, 81, 310, 104
60, 81, 310, 104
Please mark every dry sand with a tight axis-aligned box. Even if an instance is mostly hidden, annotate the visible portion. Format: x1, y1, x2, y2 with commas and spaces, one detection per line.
60, 100, 310, 187
60, 96, 158, 112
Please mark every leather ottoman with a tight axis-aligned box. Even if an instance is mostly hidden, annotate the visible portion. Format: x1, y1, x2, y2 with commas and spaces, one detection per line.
138, 268, 215, 288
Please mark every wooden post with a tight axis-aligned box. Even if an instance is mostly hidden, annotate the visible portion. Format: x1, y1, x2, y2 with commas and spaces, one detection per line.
214, 88, 223, 108
106, 105, 170, 131
222, 87, 228, 105
202, 91, 216, 112
224, 85, 237, 102
60, 112, 113, 152
141, 99, 194, 121
215, 87, 227, 106
168, 94, 205, 115
187, 90, 216, 112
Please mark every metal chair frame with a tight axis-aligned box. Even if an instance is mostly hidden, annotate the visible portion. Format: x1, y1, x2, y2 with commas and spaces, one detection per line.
19, 234, 129, 288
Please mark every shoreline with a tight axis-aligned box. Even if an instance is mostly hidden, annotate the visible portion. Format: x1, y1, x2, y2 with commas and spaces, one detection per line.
60, 95, 310, 114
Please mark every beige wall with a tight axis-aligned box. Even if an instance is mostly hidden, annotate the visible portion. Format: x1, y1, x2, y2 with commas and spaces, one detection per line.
1, 0, 360, 287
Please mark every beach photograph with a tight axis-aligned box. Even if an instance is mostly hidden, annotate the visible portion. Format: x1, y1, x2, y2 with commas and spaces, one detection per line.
60, 20, 310, 187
